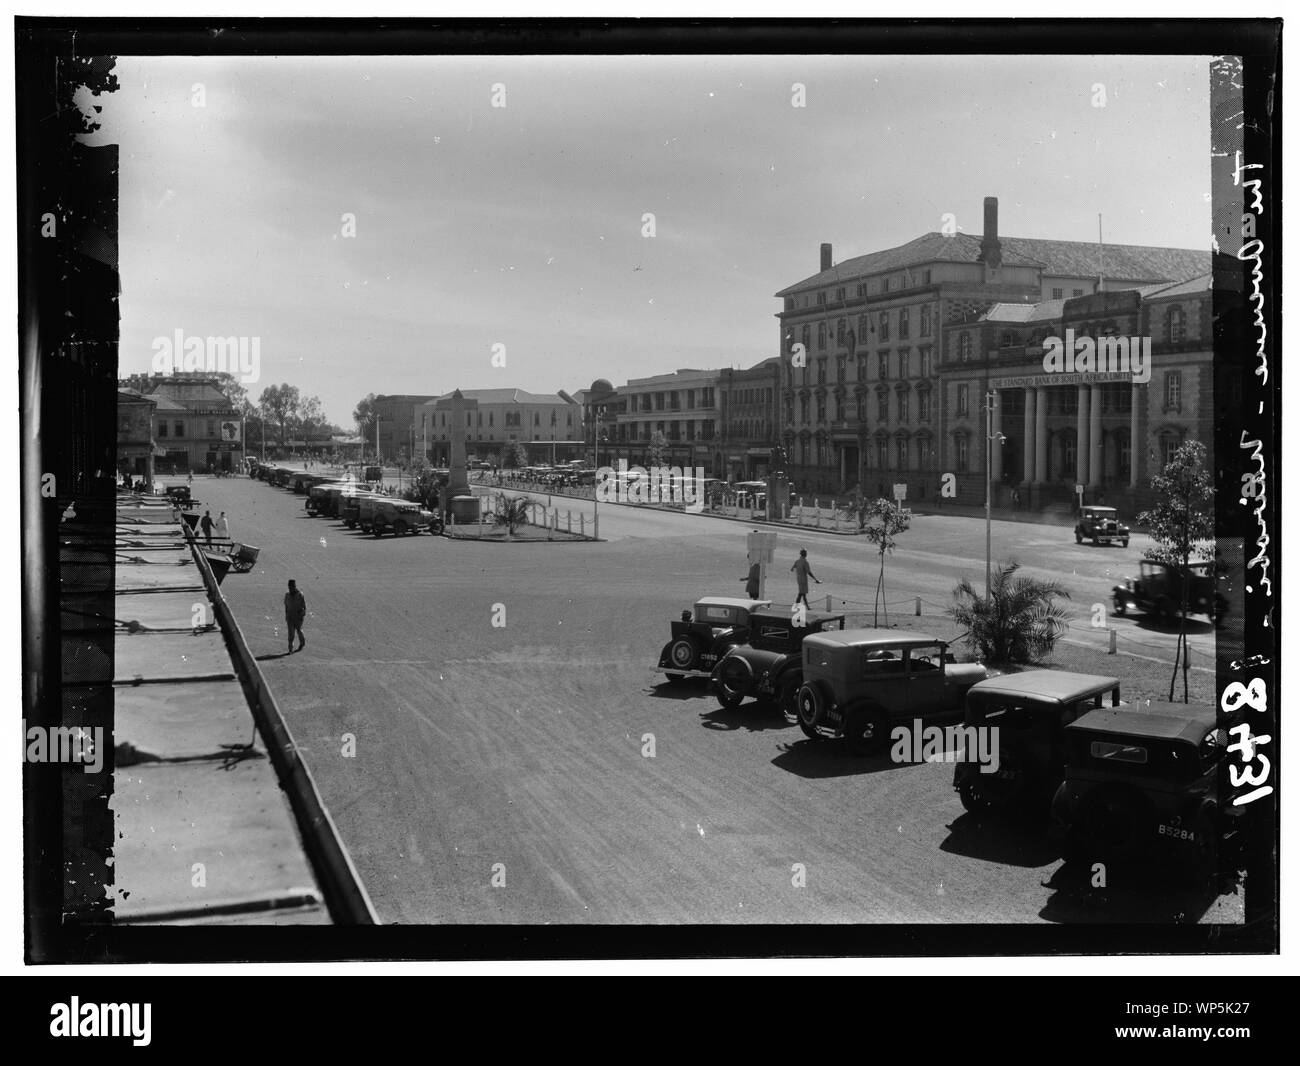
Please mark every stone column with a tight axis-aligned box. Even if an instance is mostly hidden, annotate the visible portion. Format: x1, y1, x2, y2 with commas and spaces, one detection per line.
1088, 384, 1103, 488
1023, 387, 1036, 482
1076, 384, 1090, 486
990, 388, 1003, 483
1129, 383, 1141, 488
1034, 386, 1047, 483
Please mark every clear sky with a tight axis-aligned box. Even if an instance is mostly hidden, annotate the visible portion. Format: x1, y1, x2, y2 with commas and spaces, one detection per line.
98, 53, 1212, 427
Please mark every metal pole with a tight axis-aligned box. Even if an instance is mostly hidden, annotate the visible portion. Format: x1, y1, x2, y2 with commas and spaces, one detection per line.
985, 391, 994, 598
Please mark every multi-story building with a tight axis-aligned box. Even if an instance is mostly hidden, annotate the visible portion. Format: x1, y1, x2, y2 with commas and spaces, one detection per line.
941, 274, 1213, 515
774, 197, 1209, 501
717, 357, 781, 481
580, 378, 623, 469
611, 368, 720, 471
372, 394, 436, 461
116, 388, 159, 482
421, 388, 583, 465
120, 373, 244, 473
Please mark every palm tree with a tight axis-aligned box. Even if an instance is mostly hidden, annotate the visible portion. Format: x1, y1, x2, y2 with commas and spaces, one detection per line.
948, 561, 1071, 665
493, 495, 531, 538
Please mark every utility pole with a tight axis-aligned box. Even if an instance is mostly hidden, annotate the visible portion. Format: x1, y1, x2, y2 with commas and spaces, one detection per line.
984, 390, 1005, 597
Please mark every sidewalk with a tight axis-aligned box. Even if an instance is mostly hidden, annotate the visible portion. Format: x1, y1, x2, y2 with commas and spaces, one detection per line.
104, 493, 331, 924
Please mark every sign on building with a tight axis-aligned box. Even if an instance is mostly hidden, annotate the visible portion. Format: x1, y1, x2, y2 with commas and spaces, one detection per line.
893, 483, 907, 502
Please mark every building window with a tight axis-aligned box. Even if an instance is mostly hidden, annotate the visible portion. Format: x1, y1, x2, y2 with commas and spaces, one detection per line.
898, 390, 909, 422
920, 305, 931, 337
1163, 434, 1182, 468
837, 318, 846, 346
898, 307, 910, 338
817, 322, 827, 350
877, 439, 889, 469
207, 420, 216, 437
954, 435, 968, 473
174, 421, 184, 438
816, 399, 826, 423
489, 412, 494, 426
836, 356, 846, 384
956, 384, 969, 415
1000, 332, 1013, 348
919, 348, 931, 377
919, 391, 931, 422
882, 277, 890, 293
878, 353, 888, 380
817, 291, 826, 305
879, 311, 890, 341
856, 283, 865, 298
801, 324, 811, 350
858, 313, 869, 340
158, 421, 168, 438
877, 391, 889, 422
1072, 288, 1084, 297
1052, 287, 1064, 299
898, 351, 909, 379
1164, 370, 1182, 412
958, 333, 972, 362
836, 287, 845, 303
923, 269, 931, 285
1168, 306, 1186, 343
856, 395, 866, 421
800, 397, 809, 423
1118, 433, 1131, 481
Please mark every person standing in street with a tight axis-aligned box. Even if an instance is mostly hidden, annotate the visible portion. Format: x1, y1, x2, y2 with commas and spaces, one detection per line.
215, 511, 230, 541
199, 510, 214, 546
791, 548, 821, 606
741, 561, 761, 600
284, 579, 306, 654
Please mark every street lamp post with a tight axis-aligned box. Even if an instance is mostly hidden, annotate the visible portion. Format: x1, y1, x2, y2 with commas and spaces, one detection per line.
985, 390, 1006, 597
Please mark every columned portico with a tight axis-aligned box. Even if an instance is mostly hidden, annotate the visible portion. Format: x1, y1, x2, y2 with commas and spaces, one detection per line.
1033, 386, 1047, 484
1129, 383, 1140, 488
1023, 387, 1036, 483
1088, 384, 1103, 488
1075, 384, 1089, 485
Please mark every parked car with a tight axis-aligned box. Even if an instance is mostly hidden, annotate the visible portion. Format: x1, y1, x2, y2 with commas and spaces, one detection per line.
952, 671, 1122, 815
710, 607, 846, 712
1050, 701, 1245, 881
305, 481, 351, 516
340, 491, 384, 529
359, 497, 437, 536
1074, 505, 1129, 547
795, 630, 987, 755
1112, 558, 1226, 626
657, 597, 771, 682
164, 484, 191, 506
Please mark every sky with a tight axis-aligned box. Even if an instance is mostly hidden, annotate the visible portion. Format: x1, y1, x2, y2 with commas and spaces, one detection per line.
96, 53, 1212, 428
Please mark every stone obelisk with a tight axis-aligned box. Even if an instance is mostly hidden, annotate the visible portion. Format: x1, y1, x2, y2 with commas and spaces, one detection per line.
445, 388, 478, 524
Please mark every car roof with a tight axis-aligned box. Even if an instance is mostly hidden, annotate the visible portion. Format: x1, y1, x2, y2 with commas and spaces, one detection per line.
968, 670, 1119, 704
803, 627, 940, 649
1067, 702, 1218, 743
1082, 506, 1117, 513
749, 608, 845, 625
696, 597, 772, 610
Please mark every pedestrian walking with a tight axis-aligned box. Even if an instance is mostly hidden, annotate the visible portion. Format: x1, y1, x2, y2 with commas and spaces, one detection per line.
187, 469, 193, 485
1011, 488, 1020, 511
791, 548, 821, 606
284, 579, 306, 654
741, 561, 761, 600
199, 510, 214, 546
215, 511, 230, 540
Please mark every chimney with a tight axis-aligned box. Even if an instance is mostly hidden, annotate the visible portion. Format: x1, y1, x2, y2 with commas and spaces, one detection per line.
980, 197, 1002, 268
820, 243, 833, 271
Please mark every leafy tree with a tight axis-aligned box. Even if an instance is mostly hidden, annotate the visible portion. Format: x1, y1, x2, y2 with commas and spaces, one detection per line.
401, 459, 444, 511
353, 393, 379, 443
949, 561, 1071, 665
646, 430, 670, 469
209, 372, 249, 412
494, 495, 531, 537
503, 441, 529, 469
1138, 439, 1216, 702
853, 497, 912, 626
259, 383, 301, 446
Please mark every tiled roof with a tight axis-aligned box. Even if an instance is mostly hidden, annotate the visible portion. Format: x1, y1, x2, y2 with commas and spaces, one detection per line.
427, 389, 573, 406
776, 232, 1209, 296
148, 395, 188, 412
1136, 272, 1214, 300
980, 298, 1067, 324
147, 380, 233, 407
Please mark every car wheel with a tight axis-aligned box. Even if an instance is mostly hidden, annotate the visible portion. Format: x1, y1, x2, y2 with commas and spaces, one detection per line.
1075, 531, 1083, 544
667, 638, 698, 672
372, 522, 385, 538
394, 519, 408, 537
795, 682, 826, 736
1112, 596, 1127, 617
844, 705, 890, 756
714, 656, 752, 710
959, 756, 1024, 813
1121, 538, 1129, 548
958, 774, 996, 814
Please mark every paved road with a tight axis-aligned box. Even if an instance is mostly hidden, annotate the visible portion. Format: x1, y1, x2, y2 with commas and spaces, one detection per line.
179, 474, 1237, 926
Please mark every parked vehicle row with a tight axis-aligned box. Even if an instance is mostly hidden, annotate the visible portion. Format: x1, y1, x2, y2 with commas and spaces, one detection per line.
653, 596, 1243, 886
249, 461, 442, 538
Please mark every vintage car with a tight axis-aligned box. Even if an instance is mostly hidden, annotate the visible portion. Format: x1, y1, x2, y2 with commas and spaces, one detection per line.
305, 482, 357, 517
794, 630, 987, 755
710, 607, 846, 712
359, 496, 437, 536
340, 491, 384, 529
269, 466, 294, 487
289, 471, 329, 494
164, 484, 192, 506
1112, 558, 1226, 625
952, 671, 1122, 815
657, 597, 772, 682
1074, 505, 1130, 547
1050, 701, 1245, 880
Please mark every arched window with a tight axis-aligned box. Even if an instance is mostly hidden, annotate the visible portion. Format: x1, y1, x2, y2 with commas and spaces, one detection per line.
1167, 306, 1186, 343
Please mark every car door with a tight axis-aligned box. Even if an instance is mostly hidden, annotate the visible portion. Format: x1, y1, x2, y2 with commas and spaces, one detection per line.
903, 643, 951, 716
860, 646, 909, 716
